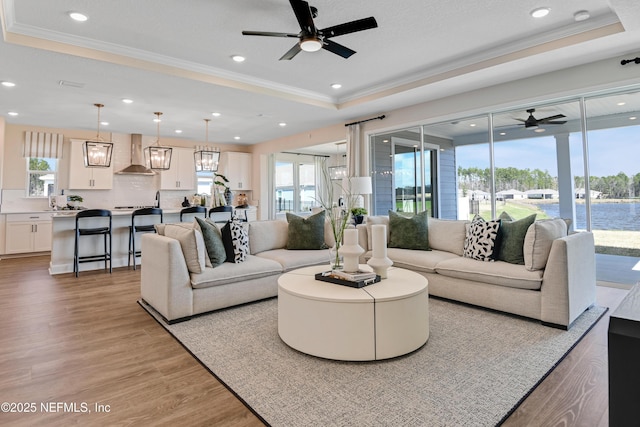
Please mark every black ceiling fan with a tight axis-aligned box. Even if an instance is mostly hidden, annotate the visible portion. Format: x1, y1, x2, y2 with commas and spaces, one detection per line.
516, 109, 567, 129
241, 0, 377, 60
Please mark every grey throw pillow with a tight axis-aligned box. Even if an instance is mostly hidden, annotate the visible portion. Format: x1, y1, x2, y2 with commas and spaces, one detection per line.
496, 213, 536, 264
286, 211, 327, 250
388, 210, 430, 251
195, 217, 227, 267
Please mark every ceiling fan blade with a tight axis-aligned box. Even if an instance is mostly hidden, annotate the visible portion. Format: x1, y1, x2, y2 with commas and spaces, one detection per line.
280, 43, 302, 60
321, 17, 378, 38
290, 0, 316, 33
242, 30, 299, 38
545, 120, 567, 125
514, 118, 527, 123
322, 39, 356, 58
537, 114, 567, 123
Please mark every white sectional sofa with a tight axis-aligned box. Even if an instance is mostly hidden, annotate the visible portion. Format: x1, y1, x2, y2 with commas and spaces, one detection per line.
141, 219, 334, 323
140, 215, 596, 329
358, 216, 596, 329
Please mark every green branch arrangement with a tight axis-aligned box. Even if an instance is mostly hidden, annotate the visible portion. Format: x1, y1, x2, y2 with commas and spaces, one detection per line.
315, 160, 361, 268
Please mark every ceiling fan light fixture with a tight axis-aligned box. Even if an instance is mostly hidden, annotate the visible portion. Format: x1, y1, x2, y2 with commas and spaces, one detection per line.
300, 37, 322, 52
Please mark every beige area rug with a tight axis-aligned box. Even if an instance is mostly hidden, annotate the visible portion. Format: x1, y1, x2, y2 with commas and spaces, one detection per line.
139, 298, 607, 427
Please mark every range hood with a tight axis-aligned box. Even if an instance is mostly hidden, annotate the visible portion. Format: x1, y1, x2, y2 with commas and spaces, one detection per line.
116, 134, 156, 175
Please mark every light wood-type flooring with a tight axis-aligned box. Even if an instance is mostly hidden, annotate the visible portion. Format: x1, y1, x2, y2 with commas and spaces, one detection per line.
0, 255, 630, 426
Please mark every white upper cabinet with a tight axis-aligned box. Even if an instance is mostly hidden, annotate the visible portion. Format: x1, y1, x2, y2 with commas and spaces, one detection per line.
68, 139, 113, 189
220, 152, 252, 191
160, 147, 196, 190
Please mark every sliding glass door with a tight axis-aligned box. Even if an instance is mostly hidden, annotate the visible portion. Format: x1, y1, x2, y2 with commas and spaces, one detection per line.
370, 127, 437, 216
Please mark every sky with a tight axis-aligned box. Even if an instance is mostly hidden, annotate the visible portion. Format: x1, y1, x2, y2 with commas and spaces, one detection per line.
455, 125, 640, 178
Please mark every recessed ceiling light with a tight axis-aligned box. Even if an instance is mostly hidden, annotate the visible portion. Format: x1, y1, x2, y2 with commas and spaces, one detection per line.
231, 55, 246, 63
278, 122, 287, 127
234, 136, 241, 140
122, 98, 133, 104
1, 81, 16, 87
331, 83, 342, 89
469, 123, 477, 127
530, 7, 550, 18
175, 129, 183, 134
212, 112, 221, 117
630, 116, 637, 120
68, 12, 88, 22
617, 102, 626, 106
499, 132, 506, 136
534, 128, 546, 133
8, 111, 18, 116
100, 121, 109, 126
574, 10, 590, 22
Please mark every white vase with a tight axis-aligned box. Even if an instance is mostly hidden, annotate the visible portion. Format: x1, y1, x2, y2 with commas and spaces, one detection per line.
340, 229, 364, 272
367, 224, 393, 278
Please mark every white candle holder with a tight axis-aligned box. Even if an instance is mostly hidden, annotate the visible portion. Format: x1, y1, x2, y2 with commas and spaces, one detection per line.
367, 224, 393, 278
340, 228, 364, 273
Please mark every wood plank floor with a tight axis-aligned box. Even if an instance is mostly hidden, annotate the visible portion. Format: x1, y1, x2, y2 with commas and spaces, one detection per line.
0, 255, 630, 426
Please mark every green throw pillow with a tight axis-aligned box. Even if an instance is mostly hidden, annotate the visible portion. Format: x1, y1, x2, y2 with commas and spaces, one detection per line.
388, 210, 430, 251
286, 211, 327, 250
496, 213, 536, 264
195, 217, 227, 267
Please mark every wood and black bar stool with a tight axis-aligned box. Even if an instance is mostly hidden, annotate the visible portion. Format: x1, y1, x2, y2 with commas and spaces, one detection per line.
128, 207, 163, 270
74, 209, 112, 277
179, 206, 206, 222
208, 205, 233, 223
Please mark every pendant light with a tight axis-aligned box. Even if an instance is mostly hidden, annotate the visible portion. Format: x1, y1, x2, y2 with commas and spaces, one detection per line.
83, 103, 113, 167
328, 142, 347, 180
194, 118, 220, 172
144, 112, 173, 170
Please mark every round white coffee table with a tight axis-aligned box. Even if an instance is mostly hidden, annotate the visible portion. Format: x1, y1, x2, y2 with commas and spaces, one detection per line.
278, 265, 429, 361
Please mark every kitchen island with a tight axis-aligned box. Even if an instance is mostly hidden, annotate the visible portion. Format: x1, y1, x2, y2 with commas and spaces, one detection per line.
49, 209, 181, 275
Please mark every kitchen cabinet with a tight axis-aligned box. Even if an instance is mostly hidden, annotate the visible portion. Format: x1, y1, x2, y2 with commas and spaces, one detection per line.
5, 213, 53, 254
220, 152, 252, 190
160, 147, 196, 190
68, 139, 113, 189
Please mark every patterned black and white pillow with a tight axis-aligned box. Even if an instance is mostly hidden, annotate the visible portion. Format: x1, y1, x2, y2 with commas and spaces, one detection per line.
222, 219, 249, 263
463, 215, 501, 262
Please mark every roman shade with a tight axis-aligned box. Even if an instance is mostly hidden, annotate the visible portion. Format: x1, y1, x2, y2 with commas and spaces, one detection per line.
23, 132, 64, 158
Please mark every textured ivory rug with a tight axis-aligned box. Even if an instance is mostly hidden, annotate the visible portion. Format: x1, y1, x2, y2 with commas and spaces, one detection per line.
140, 298, 607, 427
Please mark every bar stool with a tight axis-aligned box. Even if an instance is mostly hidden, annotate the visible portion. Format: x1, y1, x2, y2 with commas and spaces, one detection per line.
74, 209, 112, 277
208, 206, 233, 223
180, 206, 206, 222
128, 207, 163, 270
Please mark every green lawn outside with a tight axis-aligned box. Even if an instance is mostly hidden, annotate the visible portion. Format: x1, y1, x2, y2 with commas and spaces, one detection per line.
477, 200, 549, 221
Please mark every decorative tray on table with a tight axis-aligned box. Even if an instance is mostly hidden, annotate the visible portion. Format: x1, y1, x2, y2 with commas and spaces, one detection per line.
315, 270, 381, 288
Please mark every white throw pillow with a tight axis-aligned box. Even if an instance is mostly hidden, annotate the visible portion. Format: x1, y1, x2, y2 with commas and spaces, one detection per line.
163, 224, 207, 274
523, 218, 568, 271
463, 216, 500, 262
428, 218, 469, 256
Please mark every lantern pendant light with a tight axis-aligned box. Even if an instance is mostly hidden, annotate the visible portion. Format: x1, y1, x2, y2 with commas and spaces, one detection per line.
194, 118, 220, 172
144, 112, 172, 170
83, 103, 114, 167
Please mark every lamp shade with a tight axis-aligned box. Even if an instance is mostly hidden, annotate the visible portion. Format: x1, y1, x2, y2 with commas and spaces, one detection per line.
144, 146, 172, 170
347, 176, 373, 195
83, 141, 113, 167
194, 147, 220, 172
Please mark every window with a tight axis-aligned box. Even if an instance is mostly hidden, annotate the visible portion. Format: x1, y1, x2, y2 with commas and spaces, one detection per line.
27, 157, 57, 197
274, 153, 319, 214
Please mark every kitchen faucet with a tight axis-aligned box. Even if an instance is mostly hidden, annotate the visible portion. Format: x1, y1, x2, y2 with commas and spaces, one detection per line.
155, 191, 160, 208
